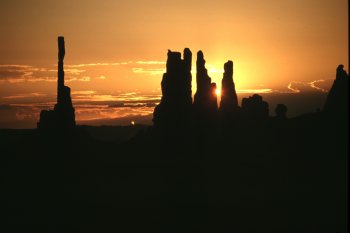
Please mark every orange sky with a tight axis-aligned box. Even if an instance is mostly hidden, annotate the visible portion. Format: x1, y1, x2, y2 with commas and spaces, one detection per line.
0, 0, 348, 127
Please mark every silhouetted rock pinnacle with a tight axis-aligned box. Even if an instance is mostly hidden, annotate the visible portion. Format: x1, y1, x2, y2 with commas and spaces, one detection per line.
241, 94, 269, 119
153, 49, 192, 129
275, 104, 287, 120
323, 64, 349, 118
193, 51, 218, 124
219, 60, 239, 112
37, 36, 76, 130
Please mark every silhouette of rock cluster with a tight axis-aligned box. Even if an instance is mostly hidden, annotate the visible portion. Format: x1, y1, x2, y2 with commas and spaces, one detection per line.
153, 49, 273, 131
323, 64, 349, 118
241, 94, 269, 119
37, 36, 75, 130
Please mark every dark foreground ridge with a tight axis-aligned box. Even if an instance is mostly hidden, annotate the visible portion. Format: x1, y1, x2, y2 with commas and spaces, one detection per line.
2, 44, 348, 233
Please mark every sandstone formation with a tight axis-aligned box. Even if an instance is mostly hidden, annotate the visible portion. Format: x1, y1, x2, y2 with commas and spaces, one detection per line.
275, 104, 288, 120
153, 49, 192, 129
219, 60, 239, 112
193, 51, 218, 124
37, 36, 76, 130
241, 94, 269, 119
323, 64, 349, 118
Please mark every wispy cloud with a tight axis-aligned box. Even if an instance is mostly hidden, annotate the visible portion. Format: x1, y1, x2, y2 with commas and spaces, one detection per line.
237, 89, 272, 94
74, 105, 154, 122
309, 79, 330, 93
287, 79, 332, 93
0, 65, 50, 82
3, 92, 47, 99
65, 62, 126, 68
0, 64, 91, 83
66, 76, 91, 82
0, 60, 169, 83
0, 90, 158, 128
71, 90, 96, 95
135, 61, 165, 65
132, 68, 165, 75
287, 82, 301, 93
72, 92, 161, 102
0, 64, 33, 68
64, 68, 86, 75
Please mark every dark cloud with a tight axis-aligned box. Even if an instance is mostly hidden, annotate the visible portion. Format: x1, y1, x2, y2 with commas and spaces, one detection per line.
0, 104, 13, 110
0, 70, 26, 79
0, 65, 55, 82
0, 64, 90, 83
108, 100, 158, 108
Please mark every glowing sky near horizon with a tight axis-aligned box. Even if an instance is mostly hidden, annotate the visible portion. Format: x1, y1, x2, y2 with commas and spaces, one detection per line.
0, 0, 348, 127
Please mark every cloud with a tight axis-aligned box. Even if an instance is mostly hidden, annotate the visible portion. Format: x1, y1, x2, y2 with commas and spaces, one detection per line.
0, 104, 13, 110
71, 91, 161, 103
132, 68, 165, 75
135, 61, 165, 65
64, 60, 166, 77
64, 68, 86, 75
0, 70, 27, 79
309, 79, 333, 92
3, 92, 47, 99
0, 63, 93, 83
71, 90, 96, 95
0, 60, 168, 83
287, 79, 333, 93
0, 98, 156, 128
65, 62, 126, 68
237, 89, 272, 94
0, 64, 55, 83
66, 76, 91, 82
0, 65, 47, 82
108, 102, 158, 108
74, 105, 154, 122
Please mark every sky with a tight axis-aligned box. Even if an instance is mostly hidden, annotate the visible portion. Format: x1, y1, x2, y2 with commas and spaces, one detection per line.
0, 0, 348, 128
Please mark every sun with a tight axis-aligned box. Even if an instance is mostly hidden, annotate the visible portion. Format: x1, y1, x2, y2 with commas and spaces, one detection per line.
215, 89, 221, 96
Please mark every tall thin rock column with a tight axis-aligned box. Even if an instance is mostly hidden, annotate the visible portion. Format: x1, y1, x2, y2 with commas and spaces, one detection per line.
57, 36, 65, 104
37, 36, 75, 129
193, 50, 218, 124
219, 60, 238, 112
54, 36, 75, 128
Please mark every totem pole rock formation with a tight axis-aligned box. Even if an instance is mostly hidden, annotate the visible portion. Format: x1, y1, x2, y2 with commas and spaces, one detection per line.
54, 36, 75, 128
323, 64, 349, 118
153, 49, 193, 129
193, 51, 218, 123
219, 60, 239, 115
37, 36, 76, 129
218, 61, 244, 133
